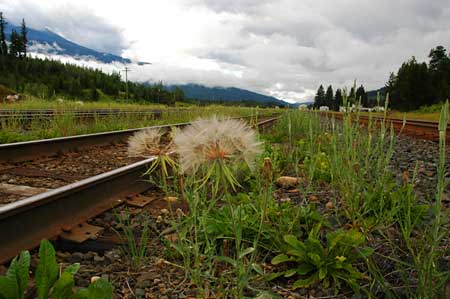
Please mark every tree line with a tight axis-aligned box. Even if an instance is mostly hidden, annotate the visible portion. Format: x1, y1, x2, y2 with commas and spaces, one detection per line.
313, 45, 450, 111
385, 45, 450, 111
313, 84, 369, 111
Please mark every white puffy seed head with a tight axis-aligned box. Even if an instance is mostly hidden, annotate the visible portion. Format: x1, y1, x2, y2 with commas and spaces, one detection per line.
174, 116, 262, 173
128, 128, 173, 158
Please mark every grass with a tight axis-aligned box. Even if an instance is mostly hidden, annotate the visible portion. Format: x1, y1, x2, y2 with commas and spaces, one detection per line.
0, 99, 279, 144
124, 97, 449, 298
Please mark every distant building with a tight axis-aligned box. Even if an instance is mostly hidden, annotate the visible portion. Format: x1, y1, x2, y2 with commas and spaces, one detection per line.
298, 104, 308, 111
319, 106, 329, 111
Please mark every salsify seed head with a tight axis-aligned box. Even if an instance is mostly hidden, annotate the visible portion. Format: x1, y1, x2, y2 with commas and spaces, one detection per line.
174, 116, 262, 173
128, 128, 173, 158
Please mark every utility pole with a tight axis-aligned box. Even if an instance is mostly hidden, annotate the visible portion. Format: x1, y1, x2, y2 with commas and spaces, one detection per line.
123, 67, 131, 100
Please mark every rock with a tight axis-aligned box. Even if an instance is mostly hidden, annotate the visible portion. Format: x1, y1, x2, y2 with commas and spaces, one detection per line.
69, 252, 84, 263
309, 195, 319, 202
90, 276, 101, 283
135, 288, 146, 297
275, 176, 300, 188
93, 255, 105, 263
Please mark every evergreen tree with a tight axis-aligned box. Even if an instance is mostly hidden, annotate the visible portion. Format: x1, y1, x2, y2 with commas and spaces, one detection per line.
9, 29, 20, 57
314, 85, 325, 108
428, 46, 450, 102
334, 88, 343, 111
0, 12, 7, 55
356, 85, 368, 107
20, 18, 27, 57
325, 85, 333, 108
348, 86, 356, 104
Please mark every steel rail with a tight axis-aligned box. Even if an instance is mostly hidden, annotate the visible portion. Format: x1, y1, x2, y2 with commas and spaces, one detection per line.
0, 116, 280, 263
319, 112, 449, 141
0, 113, 278, 162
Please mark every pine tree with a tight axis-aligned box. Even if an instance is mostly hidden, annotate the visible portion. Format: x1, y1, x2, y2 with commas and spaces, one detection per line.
20, 18, 27, 57
356, 85, 368, 107
325, 85, 333, 108
314, 85, 325, 108
334, 88, 343, 111
9, 29, 20, 57
0, 12, 7, 55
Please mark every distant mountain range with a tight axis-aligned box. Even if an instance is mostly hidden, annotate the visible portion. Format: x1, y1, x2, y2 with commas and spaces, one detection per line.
4, 22, 290, 106
167, 84, 289, 106
5, 23, 134, 64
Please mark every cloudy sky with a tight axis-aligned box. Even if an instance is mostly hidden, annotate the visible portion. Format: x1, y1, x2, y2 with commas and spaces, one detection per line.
1, 0, 450, 103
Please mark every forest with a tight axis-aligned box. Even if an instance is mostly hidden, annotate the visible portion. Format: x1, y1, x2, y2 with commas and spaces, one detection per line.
314, 45, 450, 111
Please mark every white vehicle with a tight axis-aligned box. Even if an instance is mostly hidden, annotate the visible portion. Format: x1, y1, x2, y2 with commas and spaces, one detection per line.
319, 106, 329, 111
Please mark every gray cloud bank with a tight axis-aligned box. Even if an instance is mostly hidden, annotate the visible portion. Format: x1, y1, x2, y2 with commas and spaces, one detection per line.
2, 0, 450, 103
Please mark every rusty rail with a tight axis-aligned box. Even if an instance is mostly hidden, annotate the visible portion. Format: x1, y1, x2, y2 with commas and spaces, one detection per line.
0, 113, 279, 162
320, 112, 449, 142
0, 116, 280, 263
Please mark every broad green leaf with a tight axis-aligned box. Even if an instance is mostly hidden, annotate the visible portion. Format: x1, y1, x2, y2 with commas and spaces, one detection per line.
292, 275, 316, 289
305, 238, 324, 256
296, 263, 314, 275
283, 235, 306, 251
86, 279, 113, 299
2, 251, 31, 299
0, 276, 17, 299
36, 240, 59, 299
238, 247, 255, 259
326, 230, 344, 251
283, 269, 297, 278
307, 253, 321, 266
252, 263, 264, 275
51, 272, 75, 299
318, 266, 327, 280
286, 249, 306, 260
271, 254, 291, 265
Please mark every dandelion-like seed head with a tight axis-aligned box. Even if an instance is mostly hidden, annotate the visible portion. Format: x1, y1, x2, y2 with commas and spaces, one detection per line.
174, 116, 262, 173
128, 128, 173, 158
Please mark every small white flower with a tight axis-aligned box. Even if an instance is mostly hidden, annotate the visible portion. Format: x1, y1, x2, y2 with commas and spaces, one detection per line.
127, 128, 173, 158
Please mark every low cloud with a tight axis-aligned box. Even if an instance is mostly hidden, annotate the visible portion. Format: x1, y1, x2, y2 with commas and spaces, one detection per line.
2, 0, 450, 103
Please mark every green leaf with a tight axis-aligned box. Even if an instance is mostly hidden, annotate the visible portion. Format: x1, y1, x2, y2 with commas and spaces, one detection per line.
51, 272, 75, 299
86, 279, 113, 299
293, 274, 316, 289
36, 240, 59, 299
358, 247, 374, 259
296, 263, 314, 275
283, 269, 297, 278
238, 247, 255, 259
307, 253, 322, 266
72, 288, 89, 299
63, 263, 80, 275
216, 256, 237, 267
252, 263, 264, 275
0, 251, 31, 299
0, 276, 17, 299
318, 266, 327, 280
283, 235, 306, 251
271, 254, 291, 265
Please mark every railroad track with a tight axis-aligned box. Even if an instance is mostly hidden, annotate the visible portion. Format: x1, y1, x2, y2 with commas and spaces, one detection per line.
0, 108, 168, 120
0, 115, 280, 263
320, 112, 450, 142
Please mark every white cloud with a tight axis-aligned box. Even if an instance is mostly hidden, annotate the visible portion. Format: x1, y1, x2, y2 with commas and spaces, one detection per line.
2, 0, 450, 103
